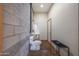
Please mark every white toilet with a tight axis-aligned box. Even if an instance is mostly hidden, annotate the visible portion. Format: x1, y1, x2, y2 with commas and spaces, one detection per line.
30, 23, 41, 51
30, 35, 41, 51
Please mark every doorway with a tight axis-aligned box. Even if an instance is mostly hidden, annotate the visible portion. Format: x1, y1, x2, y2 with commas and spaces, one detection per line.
47, 19, 52, 42
47, 19, 52, 55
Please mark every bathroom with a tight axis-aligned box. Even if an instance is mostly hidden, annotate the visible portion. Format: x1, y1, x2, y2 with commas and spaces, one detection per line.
0, 3, 78, 56
29, 3, 78, 56
29, 3, 53, 55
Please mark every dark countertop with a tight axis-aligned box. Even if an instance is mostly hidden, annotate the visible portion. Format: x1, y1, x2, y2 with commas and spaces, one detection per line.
51, 40, 68, 48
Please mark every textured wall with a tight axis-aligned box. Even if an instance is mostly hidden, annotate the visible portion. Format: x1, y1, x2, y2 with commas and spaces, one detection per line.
3, 3, 30, 56
34, 13, 48, 40
48, 3, 78, 56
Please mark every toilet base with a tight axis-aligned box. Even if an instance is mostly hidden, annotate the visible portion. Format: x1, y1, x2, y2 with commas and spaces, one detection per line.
30, 45, 40, 51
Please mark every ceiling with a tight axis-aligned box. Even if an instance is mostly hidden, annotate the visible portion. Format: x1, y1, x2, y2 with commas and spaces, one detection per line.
32, 3, 52, 13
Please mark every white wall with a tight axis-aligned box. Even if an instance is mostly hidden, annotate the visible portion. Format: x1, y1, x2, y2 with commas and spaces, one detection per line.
34, 13, 48, 40
48, 3, 78, 56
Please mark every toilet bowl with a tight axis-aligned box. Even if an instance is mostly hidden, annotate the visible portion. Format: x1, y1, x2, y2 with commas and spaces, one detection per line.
30, 36, 42, 51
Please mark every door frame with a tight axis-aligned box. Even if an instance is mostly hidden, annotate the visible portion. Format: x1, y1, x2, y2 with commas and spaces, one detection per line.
47, 18, 52, 42
0, 4, 3, 56
47, 18, 52, 55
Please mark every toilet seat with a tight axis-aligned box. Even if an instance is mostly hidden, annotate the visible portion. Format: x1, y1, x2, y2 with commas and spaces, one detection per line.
31, 40, 41, 45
